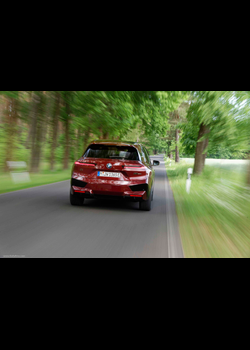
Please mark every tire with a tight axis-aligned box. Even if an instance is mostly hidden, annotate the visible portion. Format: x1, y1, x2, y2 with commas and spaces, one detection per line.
70, 192, 84, 206
139, 191, 152, 211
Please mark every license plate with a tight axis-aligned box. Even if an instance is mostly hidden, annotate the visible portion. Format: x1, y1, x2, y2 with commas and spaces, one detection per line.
98, 171, 120, 178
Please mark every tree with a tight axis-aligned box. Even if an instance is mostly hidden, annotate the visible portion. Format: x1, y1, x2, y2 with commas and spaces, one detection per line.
29, 91, 46, 173
0, 91, 195, 173
168, 100, 190, 162
232, 91, 250, 184
50, 92, 61, 171
0, 91, 19, 171
187, 91, 237, 175
61, 91, 73, 170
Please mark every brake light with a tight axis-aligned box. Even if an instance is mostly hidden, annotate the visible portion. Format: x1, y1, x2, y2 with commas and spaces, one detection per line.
130, 194, 142, 197
123, 166, 146, 170
75, 162, 95, 167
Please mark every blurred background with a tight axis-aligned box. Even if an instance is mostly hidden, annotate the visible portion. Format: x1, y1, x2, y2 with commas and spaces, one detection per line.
0, 91, 249, 180
0, 91, 250, 257
0, 91, 189, 192
0, 91, 181, 171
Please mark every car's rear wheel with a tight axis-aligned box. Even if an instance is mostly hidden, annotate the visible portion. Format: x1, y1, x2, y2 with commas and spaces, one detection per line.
70, 192, 84, 206
139, 191, 152, 211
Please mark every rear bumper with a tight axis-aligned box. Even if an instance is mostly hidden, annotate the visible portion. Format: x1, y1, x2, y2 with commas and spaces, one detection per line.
71, 186, 147, 201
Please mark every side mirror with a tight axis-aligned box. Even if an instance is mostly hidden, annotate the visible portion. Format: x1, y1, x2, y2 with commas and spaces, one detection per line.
153, 160, 160, 166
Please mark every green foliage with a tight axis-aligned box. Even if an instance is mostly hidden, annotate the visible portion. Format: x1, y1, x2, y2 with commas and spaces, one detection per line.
179, 123, 199, 156
187, 91, 236, 140
4, 90, 249, 175
0, 91, 19, 99
179, 91, 250, 161
0, 126, 5, 169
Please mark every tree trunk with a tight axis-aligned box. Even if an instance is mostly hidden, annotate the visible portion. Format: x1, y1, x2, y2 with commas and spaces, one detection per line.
193, 122, 210, 175
50, 92, 61, 171
74, 129, 78, 160
25, 91, 37, 149
82, 115, 92, 155
30, 92, 45, 173
175, 128, 180, 163
0, 96, 5, 124
28, 92, 40, 171
98, 127, 102, 139
76, 127, 82, 159
63, 117, 70, 169
83, 126, 91, 155
63, 94, 71, 170
4, 97, 18, 172
167, 141, 171, 158
42, 92, 53, 145
202, 137, 209, 168
36, 92, 54, 170
247, 154, 250, 186
31, 122, 43, 173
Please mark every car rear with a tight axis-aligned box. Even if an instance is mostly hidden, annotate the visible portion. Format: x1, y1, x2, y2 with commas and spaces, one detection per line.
70, 141, 153, 209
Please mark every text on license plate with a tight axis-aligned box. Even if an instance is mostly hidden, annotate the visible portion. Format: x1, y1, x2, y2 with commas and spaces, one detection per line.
98, 171, 120, 178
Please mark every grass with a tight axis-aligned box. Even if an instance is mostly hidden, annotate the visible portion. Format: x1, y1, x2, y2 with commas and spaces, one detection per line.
0, 162, 71, 194
166, 159, 250, 258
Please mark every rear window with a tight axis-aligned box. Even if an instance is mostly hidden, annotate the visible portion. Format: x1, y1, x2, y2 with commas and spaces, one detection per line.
83, 145, 139, 160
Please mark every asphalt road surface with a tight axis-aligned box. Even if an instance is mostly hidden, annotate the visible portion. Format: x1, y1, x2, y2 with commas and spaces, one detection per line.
0, 154, 184, 258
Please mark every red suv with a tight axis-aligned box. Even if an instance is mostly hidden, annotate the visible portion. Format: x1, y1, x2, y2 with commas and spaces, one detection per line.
70, 140, 160, 211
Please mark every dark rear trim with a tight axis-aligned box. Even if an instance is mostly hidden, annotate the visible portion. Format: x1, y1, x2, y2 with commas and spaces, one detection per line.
129, 184, 148, 192
71, 178, 87, 188
72, 192, 143, 202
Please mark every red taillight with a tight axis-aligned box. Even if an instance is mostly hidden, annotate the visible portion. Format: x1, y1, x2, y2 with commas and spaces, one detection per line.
74, 190, 85, 193
124, 166, 146, 170
75, 162, 95, 167
130, 194, 142, 197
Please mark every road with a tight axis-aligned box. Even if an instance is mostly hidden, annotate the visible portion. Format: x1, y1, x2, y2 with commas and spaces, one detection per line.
0, 155, 184, 258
